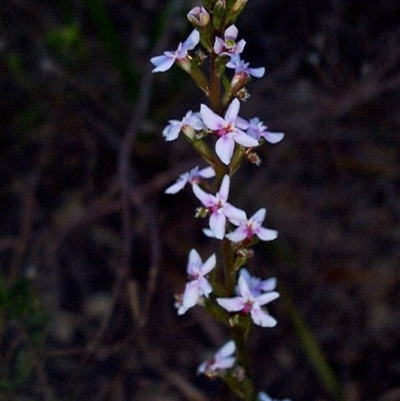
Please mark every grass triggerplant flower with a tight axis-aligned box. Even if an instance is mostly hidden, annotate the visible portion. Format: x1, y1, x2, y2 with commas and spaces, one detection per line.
214, 25, 246, 56
226, 208, 278, 243
193, 174, 246, 239
217, 274, 279, 327
200, 98, 259, 165
176, 249, 216, 315
150, 30, 200, 73
197, 340, 236, 376
165, 166, 215, 194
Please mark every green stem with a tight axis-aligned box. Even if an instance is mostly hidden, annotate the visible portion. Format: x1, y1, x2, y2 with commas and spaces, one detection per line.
221, 237, 235, 294
230, 326, 257, 401
209, 51, 221, 113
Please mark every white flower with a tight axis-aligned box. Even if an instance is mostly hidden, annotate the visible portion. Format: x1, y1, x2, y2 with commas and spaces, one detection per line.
198, 340, 236, 375
176, 249, 216, 315
217, 274, 279, 327
151, 30, 200, 73
165, 166, 215, 194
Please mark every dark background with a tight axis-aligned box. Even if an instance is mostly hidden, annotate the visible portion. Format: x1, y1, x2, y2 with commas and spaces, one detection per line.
1, 1, 400, 400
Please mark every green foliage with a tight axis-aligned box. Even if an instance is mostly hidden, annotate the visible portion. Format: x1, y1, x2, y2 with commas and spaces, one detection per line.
0, 275, 49, 395
45, 22, 88, 68
83, 0, 140, 101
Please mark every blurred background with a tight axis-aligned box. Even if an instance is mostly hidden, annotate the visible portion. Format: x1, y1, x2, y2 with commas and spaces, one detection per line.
1, 0, 400, 400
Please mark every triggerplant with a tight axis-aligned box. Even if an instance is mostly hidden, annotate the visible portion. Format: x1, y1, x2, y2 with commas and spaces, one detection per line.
151, 1, 289, 400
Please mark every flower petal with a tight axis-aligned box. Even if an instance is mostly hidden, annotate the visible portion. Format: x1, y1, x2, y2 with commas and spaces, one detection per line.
210, 212, 226, 239
263, 131, 285, 144
164, 177, 187, 194
259, 277, 277, 292
256, 227, 278, 241
182, 30, 200, 51
233, 130, 259, 147
193, 184, 213, 207
225, 227, 247, 242
224, 99, 241, 124
237, 274, 252, 298
224, 25, 239, 40
256, 291, 280, 306
200, 104, 226, 130
199, 166, 215, 179
218, 175, 230, 201
216, 296, 244, 312
251, 208, 266, 223
216, 135, 235, 165
151, 54, 175, 72
187, 249, 202, 274
250, 306, 277, 327
201, 253, 216, 275
163, 121, 182, 141
182, 281, 201, 309
224, 203, 247, 223
217, 340, 236, 358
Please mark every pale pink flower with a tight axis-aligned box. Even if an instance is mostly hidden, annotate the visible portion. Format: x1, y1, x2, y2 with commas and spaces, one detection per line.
217, 274, 279, 327
198, 340, 236, 375
176, 249, 216, 315
226, 55, 265, 78
226, 208, 278, 242
165, 166, 215, 194
193, 175, 246, 239
163, 110, 204, 141
237, 268, 277, 297
200, 98, 258, 165
187, 6, 210, 28
237, 116, 285, 144
214, 25, 246, 56
151, 30, 200, 73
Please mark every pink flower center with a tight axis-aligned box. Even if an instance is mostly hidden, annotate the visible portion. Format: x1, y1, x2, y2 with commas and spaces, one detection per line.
242, 300, 253, 314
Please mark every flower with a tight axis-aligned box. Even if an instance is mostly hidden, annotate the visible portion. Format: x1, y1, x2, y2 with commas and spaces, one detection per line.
187, 6, 210, 28
165, 166, 215, 194
176, 249, 216, 315
162, 110, 204, 141
258, 392, 291, 401
193, 175, 246, 239
198, 340, 236, 375
200, 98, 259, 165
226, 208, 278, 242
237, 268, 277, 297
217, 274, 279, 327
226, 55, 265, 78
214, 25, 246, 56
150, 30, 200, 73
237, 116, 285, 144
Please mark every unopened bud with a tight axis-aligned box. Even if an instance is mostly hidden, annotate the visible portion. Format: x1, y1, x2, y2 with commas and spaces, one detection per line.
182, 124, 195, 140
187, 6, 210, 28
195, 207, 209, 218
232, 0, 248, 14
231, 71, 249, 94
176, 57, 192, 73
212, 0, 226, 29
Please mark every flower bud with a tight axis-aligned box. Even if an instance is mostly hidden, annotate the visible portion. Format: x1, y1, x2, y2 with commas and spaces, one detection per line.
195, 207, 209, 218
187, 6, 210, 28
230, 71, 249, 94
212, 0, 226, 29
182, 123, 196, 140
232, 0, 248, 14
